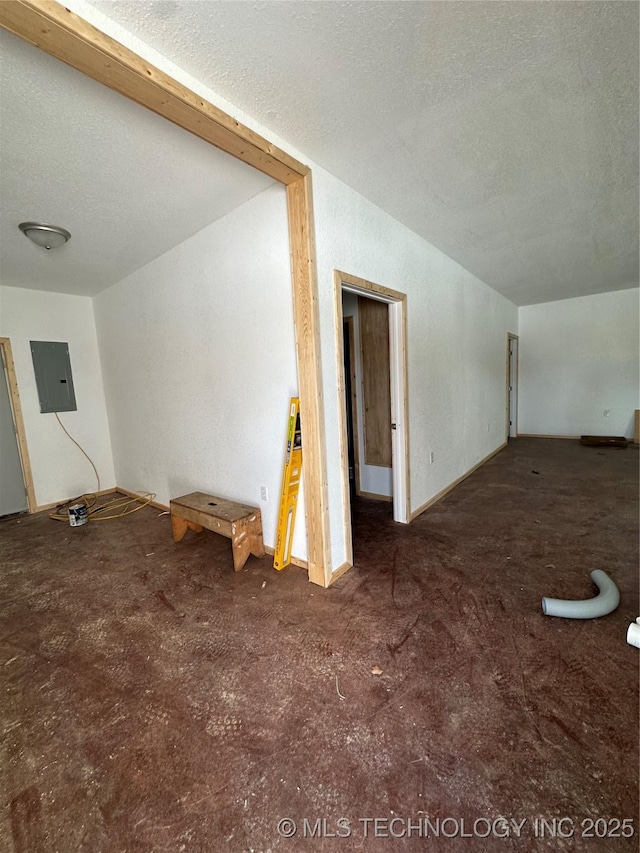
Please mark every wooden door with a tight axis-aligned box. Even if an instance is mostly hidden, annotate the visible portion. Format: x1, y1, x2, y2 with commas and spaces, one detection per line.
358, 296, 392, 468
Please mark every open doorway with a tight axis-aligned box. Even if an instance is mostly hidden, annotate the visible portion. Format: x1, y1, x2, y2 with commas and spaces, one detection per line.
342, 315, 359, 501
334, 270, 410, 562
0, 338, 35, 516
342, 293, 393, 503
507, 333, 519, 439
0, 3, 330, 586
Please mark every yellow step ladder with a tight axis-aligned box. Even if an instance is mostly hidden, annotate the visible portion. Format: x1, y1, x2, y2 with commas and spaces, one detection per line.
273, 397, 302, 570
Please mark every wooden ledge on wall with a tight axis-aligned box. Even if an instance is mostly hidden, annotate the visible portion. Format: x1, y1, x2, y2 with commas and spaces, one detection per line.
517, 434, 580, 440
356, 491, 393, 503
115, 486, 169, 513
35, 487, 118, 514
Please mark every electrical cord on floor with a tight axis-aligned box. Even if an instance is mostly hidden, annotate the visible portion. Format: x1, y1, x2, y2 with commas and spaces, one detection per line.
50, 412, 155, 522
49, 491, 156, 522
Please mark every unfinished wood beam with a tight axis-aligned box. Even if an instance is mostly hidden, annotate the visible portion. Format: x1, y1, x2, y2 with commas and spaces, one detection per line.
287, 174, 331, 586
0, 338, 36, 512
0, 0, 332, 585
0, 0, 308, 185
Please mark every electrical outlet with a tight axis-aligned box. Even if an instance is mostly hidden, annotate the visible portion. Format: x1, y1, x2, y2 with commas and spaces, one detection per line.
260, 485, 268, 501
429, 451, 434, 464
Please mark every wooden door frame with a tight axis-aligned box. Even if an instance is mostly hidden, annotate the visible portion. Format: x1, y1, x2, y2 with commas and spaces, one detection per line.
358, 295, 393, 479
334, 271, 410, 570
342, 315, 362, 496
506, 333, 519, 440
0, 338, 36, 512
0, 0, 331, 585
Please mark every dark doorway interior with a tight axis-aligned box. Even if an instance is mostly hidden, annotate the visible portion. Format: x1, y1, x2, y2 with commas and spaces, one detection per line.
343, 318, 356, 501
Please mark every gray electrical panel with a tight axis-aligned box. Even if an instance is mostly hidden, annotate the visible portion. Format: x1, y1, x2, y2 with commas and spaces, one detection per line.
30, 341, 77, 413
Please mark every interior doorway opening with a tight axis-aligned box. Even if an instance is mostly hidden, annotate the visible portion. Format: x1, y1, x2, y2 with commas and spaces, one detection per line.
334, 271, 410, 566
0, 338, 35, 516
342, 315, 358, 502
507, 333, 519, 439
0, 1, 330, 585
342, 292, 394, 503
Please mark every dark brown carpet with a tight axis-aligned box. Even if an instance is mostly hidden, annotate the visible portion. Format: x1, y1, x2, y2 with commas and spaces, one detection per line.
1, 439, 638, 852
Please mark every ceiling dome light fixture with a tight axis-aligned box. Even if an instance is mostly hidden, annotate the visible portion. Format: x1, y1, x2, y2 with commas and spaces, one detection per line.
19, 222, 71, 250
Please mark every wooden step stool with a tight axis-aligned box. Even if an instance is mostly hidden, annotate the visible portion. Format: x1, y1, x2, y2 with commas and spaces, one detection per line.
170, 491, 265, 571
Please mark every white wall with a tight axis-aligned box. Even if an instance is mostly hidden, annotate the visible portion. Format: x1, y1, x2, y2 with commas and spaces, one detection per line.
62, 1, 520, 574
0, 286, 115, 506
314, 171, 518, 568
341, 291, 393, 498
93, 185, 304, 557
518, 289, 640, 438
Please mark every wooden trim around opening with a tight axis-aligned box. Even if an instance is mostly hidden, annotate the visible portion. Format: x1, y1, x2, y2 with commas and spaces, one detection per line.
335, 281, 355, 570
0, 1, 307, 184
336, 270, 410, 517
506, 333, 519, 441
0, 0, 331, 587
343, 315, 362, 497
0, 337, 36, 512
287, 174, 331, 586
409, 441, 507, 522
393, 295, 411, 519
328, 560, 354, 584
333, 270, 410, 582
338, 270, 408, 302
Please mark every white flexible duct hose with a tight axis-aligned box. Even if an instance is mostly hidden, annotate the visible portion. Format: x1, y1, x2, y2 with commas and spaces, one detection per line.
627, 618, 640, 649
542, 570, 620, 619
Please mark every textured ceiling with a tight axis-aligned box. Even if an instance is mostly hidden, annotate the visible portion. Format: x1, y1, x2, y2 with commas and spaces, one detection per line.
86, 0, 639, 305
0, 29, 275, 296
